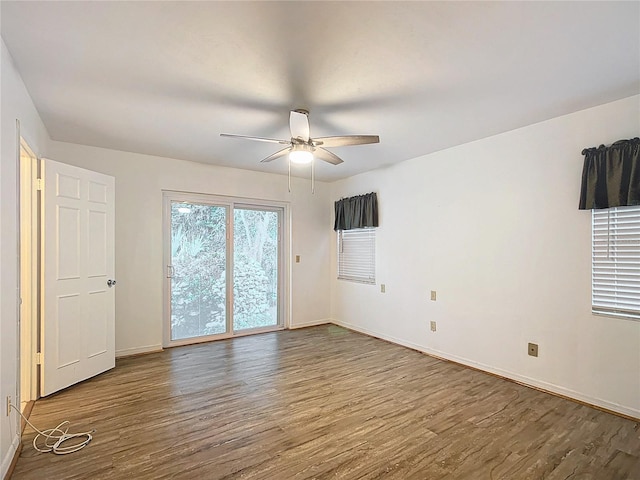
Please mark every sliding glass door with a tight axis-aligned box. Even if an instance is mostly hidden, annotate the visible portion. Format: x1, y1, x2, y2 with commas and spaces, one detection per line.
169, 201, 228, 341
164, 193, 285, 346
233, 207, 280, 331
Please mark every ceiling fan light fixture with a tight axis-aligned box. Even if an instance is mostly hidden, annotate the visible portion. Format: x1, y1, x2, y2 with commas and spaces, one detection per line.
289, 145, 314, 164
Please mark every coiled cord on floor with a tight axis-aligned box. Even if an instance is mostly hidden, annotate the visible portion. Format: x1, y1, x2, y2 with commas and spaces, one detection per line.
10, 403, 94, 455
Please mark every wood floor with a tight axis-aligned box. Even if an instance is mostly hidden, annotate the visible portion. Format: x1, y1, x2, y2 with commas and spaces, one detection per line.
12, 325, 640, 480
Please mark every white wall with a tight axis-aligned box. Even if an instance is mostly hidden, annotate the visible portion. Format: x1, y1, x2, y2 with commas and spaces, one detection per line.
330, 95, 640, 418
46, 141, 332, 356
0, 39, 51, 478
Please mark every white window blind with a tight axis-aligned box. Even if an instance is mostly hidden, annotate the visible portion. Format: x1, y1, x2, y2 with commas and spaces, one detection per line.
337, 227, 375, 284
592, 205, 640, 319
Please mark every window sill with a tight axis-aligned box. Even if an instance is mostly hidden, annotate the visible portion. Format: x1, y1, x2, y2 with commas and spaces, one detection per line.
337, 277, 376, 285
592, 310, 640, 322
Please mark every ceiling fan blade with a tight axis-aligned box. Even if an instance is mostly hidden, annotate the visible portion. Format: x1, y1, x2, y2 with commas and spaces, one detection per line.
289, 110, 310, 142
220, 133, 290, 145
314, 148, 344, 165
312, 135, 379, 147
260, 147, 291, 163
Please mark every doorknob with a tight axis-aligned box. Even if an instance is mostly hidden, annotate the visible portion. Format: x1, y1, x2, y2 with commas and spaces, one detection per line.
107, 279, 117, 287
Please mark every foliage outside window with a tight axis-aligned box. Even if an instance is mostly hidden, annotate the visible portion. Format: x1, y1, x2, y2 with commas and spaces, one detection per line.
170, 203, 280, 340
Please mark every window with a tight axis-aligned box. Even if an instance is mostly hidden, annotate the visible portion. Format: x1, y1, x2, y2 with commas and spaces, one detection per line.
337, 227, 375, 284
591, 205, 640, 319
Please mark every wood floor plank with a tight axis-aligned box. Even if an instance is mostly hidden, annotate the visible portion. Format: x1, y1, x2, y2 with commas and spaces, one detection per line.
11, 326, 640, 479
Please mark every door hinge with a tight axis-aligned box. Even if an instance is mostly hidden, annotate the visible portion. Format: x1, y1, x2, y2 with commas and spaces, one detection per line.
35, 178, 44, 191
35, 352, 42, 365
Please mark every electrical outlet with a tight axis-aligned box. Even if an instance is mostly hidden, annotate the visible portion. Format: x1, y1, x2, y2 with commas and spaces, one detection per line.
6, 396, 11, 416
528, 343, 539, 357
430, 321, 437, 332
380, 284, 386, 293
430, 290, 437, 301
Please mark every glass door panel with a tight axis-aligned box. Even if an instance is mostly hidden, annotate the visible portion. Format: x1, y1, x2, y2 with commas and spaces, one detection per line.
170, 202, 227, 341
233, 207, 280, 331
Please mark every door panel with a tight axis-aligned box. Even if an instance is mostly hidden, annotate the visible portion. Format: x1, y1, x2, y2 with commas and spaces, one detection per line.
87, 209, 107, 276
56, 294, 81, 366
233, 208, 281, 331
86, 290, 108, 357
169, 202, 228, 341
42, 159, 115, 396
57, 206, 80, 278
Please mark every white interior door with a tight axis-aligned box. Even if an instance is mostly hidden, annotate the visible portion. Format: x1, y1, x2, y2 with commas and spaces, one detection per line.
41, 159, 115, 396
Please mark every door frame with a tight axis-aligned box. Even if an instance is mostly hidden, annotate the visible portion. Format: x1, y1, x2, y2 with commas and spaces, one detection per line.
18, 136, 40, 408
162, 191, 290, 348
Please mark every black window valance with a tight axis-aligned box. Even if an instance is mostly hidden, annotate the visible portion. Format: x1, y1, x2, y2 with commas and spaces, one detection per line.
579, 137, 639, 210
334, 192, 378, 231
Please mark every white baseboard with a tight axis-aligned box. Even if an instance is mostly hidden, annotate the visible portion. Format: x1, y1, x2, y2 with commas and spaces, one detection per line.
116, 344, 163, 358
289, 318, 331, 329
1, 433, 20, 480
330, 319, 640, 420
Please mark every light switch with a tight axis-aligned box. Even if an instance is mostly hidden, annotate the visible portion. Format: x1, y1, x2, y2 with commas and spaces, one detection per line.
430, 290, 437, 301
380, 284, 386, 293
295, 255, 301, 263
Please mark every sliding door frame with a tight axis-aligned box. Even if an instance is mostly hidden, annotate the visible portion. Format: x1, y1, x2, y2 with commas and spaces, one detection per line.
162, 191, 290, 348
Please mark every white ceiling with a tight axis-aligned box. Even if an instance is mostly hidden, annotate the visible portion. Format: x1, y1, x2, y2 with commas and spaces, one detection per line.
1, 1, 638, 181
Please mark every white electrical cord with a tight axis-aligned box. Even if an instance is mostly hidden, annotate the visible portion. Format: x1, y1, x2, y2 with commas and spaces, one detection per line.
10, 403, 94, 455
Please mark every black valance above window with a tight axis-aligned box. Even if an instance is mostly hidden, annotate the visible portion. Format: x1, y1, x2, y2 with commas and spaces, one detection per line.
579, 137, 639, 210
334, 192, 379, 231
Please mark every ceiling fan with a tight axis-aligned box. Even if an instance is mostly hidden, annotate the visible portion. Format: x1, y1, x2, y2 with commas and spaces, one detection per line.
220, 109, 380, 166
